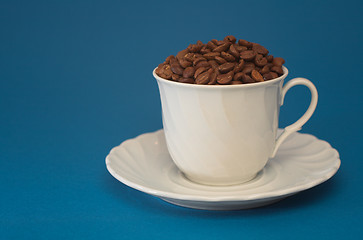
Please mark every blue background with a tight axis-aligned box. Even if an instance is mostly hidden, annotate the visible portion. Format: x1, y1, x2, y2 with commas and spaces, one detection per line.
1, 0, 362, 239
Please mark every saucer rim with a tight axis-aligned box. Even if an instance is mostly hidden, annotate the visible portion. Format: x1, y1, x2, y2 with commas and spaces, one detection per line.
106, 129, 341, 202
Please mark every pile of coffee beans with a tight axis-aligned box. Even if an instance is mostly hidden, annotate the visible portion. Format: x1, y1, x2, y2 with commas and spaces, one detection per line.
155, 36, 285, 85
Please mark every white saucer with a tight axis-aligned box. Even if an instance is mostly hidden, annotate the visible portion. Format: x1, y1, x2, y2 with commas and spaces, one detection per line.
106, 130, 340, 210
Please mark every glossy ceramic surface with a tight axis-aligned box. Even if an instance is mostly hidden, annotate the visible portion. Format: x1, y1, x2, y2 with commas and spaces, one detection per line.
153, 67, 318, 185
106, 130, 340, 210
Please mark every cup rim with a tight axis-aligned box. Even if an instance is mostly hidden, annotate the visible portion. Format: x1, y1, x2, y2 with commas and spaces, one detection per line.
153, 65, 288, 88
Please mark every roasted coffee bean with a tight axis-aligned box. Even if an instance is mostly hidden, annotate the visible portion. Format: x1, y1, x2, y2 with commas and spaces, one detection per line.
208, 60, 219, 69
165, 55, 175, 64
213, 42, 231, 52
194, 67, 208, 79
221, 51, 236, 62
155, 36, 285, 85
241, 73, 254, 83
238, 39, 253, 47
234, 60, 245, 73
158, 64, 173, 79
200, 46, 211, 54
196, 68, 213, 84
203, 52, 220, 60
267, 55, 274, 62
271, 65, 283, 75
195, 61, 210, 68
207, 41, 217, 50
231, 80, 243, 85
260, 65, 270, 74
224, 35, 237, 43
218, 62, 235, 73
240, 50, 256, 61
255, 54, 268, 67
252, 43, 269, 56
171, 63, 184, 75
179, 77, 195, 84
176, 50, 189, 61
179, 58, 192, 68
216, 40, 225, 45
233, 72, 244, 81
263, 72, 278, 80
172, 74, 181, 81
183, 67, 195, 78
217, 71, 234, 84
211, 39, 219, 45
251, 69, 264, 82
229, 44, 240, 58
187, 44, 199, 52
208, 69, 218, 85
235, 45, 247, 52
215, 56, 227, 64
242, 65, 254, 74
183, 53, 195, 62
193, 57, 207, 66
272, 57, 285, 66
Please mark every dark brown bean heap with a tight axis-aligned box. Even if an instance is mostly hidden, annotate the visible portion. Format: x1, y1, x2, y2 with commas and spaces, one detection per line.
155, 36, 285, 85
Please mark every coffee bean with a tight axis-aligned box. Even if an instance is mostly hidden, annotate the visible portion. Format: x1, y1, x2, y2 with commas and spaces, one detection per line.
218, 62, 235, 73
235, 45, 247, 52
179, 58, 192, 68
183, 67, 195, 78
208, 69, 218, 85
224, 35, 237, 43
203, 52, 220, 60
195, 61, 210, 68
194, 67, 208, 79
255, 54, 268, 67
159, 64, 173, 79
172, 74, 181, 81
241, 73, 254, 83
207, 41, 217, 50
193, 57, 207, 66
165, 55, 175, 64
238, 39, 253, 47
156, 36, 285, 85
213, 42, 231, 52
234, 60, 245, 72
231, 80, 243, 85
251, 69, 264, 82
240, 50, 256, 61
200, 46, 211, 54
272, 57, 285, 66
242, 65, 254, 74
208, 60, 219, 69
211, 39, 219, 45
171, 63, 184, 75
252, 43, 269, 56
179, 77, 195, 84
217, 71, 234, 84
215, 56, 227, 64
221, 51, 236, 62
233, 72, 244, 81
263, 72, 278, 80
176, 50, 189, 61
267, 55, 274, 62
271, 65, 283, 75
229, 44, 240, 58
196, 68, 213, 84
260, 65, 270, 74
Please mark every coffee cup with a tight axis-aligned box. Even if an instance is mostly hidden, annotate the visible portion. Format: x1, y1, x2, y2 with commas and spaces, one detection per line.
153, 66, 318, 186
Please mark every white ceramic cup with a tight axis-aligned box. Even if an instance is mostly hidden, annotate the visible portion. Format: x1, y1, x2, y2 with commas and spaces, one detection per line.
153, 66, 318, 186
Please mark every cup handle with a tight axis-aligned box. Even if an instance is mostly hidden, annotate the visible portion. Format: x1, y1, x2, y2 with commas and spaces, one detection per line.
270, 78, 318, 158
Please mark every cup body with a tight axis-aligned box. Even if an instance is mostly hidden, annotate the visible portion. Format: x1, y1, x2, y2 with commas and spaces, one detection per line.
154, 67, 288, 185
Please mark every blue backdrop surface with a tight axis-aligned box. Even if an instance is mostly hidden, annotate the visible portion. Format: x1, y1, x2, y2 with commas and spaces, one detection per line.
1, 0, 362, 239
